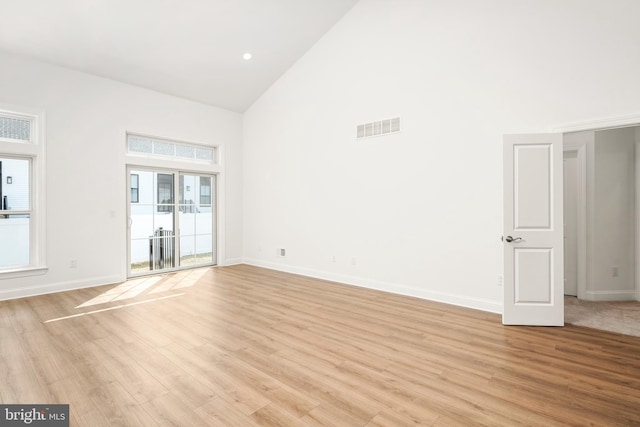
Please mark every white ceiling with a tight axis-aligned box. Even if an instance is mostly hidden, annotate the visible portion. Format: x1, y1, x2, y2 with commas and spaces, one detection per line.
0, 0, 359, 112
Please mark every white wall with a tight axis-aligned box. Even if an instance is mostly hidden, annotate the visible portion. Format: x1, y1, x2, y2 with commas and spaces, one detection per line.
243, 0, 640, 312
590, 127, 636, 299
0, 51, 242, 299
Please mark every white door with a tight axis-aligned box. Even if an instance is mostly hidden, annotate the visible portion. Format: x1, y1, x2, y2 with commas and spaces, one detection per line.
563, 151, 578, 296
503, 133, 564, 326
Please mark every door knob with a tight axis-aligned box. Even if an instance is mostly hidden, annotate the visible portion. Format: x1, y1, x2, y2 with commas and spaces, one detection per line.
504, 235, 523, 243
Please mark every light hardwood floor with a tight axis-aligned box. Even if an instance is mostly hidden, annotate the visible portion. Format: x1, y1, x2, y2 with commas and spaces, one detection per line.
1, 264, 639, 426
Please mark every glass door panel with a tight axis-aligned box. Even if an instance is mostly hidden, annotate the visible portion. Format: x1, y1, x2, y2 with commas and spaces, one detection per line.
178, 173, 215, 268
129, 170, 175, 274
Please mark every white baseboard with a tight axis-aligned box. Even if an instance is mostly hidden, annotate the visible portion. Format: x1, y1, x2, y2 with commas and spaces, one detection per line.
0, 275, 124, 301
584, 290, 637, 301
0, 260, 508, 314
243, 258, 502, 314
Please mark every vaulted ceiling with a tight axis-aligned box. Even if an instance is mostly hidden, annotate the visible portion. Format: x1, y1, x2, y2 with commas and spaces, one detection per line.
0, 0, 359, 112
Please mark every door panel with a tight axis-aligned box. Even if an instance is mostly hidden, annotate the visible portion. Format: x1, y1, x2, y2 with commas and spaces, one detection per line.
514, 145, 551, 229
129, 170, 175, 275
504, 133, 564, 326
515, 248, 552, 303
178, 173, 216, 268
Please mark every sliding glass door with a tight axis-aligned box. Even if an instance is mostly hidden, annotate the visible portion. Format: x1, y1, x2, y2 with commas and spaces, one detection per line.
128, 168, 216, 276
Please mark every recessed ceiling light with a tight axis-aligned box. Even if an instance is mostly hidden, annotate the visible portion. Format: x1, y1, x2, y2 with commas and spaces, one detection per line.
243, 53, 252, 60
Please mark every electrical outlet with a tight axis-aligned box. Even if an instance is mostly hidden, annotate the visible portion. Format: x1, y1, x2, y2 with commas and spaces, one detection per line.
497, 275, 503, 286
612, 266, 619, 277
277, 248, 286, 257
70, 260, 77, 269
331, 255, 336, 263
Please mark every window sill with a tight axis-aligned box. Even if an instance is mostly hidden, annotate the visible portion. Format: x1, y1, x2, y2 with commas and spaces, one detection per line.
0, 266, 48, 280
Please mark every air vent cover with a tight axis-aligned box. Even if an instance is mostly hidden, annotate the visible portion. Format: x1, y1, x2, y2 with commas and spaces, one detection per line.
356, 117, 400, 139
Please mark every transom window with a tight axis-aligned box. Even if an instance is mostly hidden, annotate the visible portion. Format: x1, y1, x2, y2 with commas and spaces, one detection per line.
127, 134, 216, 164
0, 113, 34, 143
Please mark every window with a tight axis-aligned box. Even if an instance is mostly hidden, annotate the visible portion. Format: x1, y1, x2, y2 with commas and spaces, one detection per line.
0, 114, 33, 143
0, 106, 45, 276
127, 134, 216, 164
0, 157, 30, 269
157, 173, 173, 213
131, 174, 139, 203
199, 177, 211, 205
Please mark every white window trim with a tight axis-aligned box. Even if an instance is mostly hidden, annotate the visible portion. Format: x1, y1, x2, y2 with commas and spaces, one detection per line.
0, 104, 47, 279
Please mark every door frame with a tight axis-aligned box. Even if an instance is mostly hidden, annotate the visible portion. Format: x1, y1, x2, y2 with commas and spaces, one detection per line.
562, 138, 588, 300
553, 115, 640, 302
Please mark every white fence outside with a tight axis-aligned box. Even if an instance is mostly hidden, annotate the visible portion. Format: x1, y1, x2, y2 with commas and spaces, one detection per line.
130, 212, 213, 263
0, 217, 29, 267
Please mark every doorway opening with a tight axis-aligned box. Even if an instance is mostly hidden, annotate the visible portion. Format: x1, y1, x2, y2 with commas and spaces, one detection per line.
562, 127, 638, 301
503, 120, 640, 326
562, 126, 640, 335
127, 168, 217, 277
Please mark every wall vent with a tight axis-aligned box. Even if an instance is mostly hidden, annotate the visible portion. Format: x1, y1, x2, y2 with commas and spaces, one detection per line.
356, 117, 400, 139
